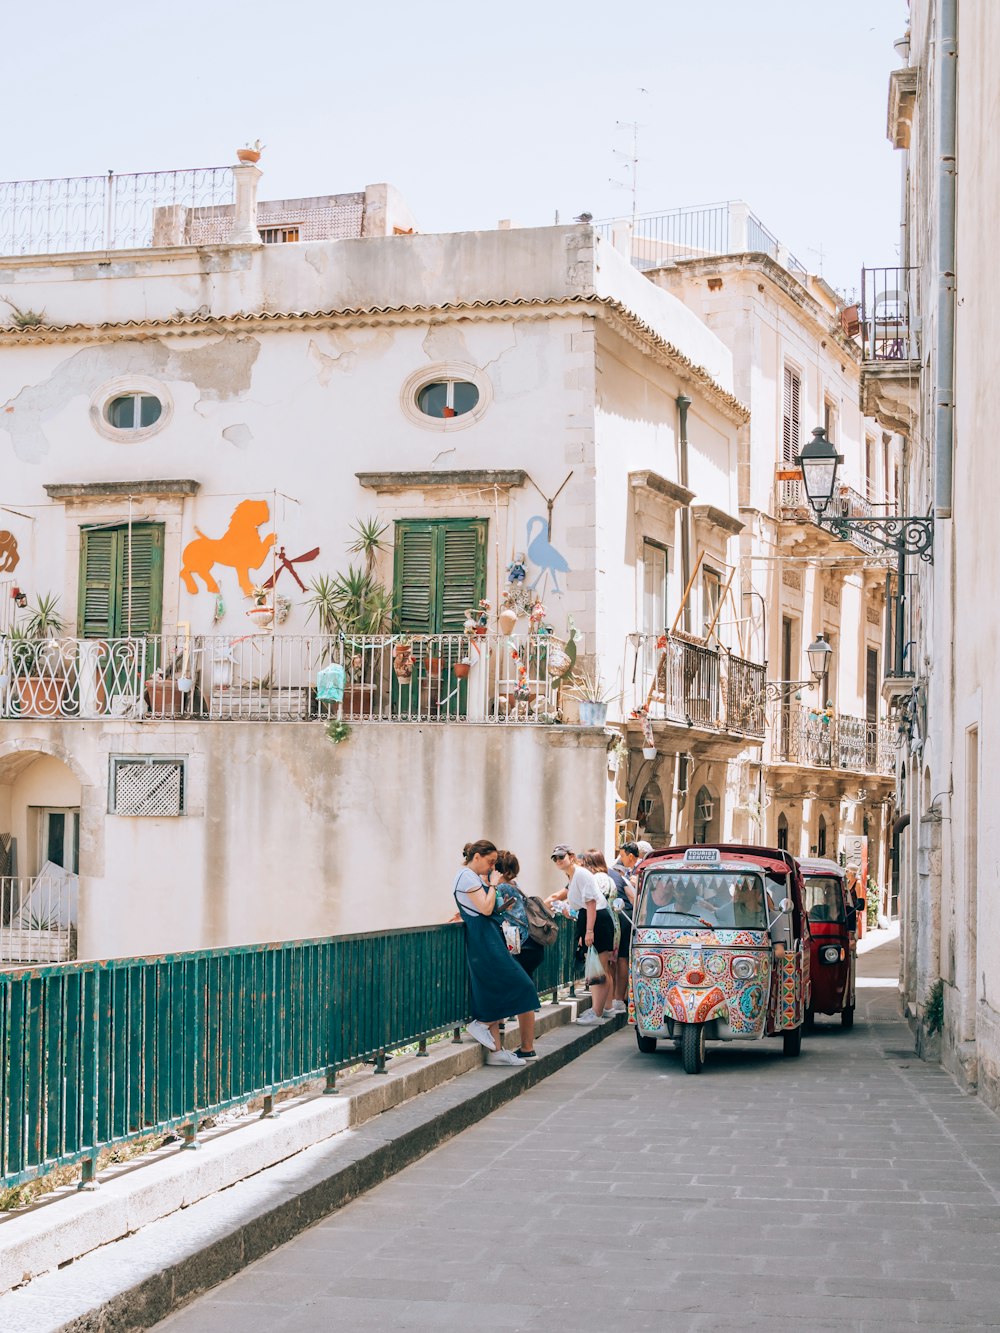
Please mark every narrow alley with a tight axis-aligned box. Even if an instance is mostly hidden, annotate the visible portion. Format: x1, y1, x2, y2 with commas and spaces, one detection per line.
155, 937, 1000, 1331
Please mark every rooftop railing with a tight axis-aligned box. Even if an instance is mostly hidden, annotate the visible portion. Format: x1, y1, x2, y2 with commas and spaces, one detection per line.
0, 166, 235, 257
860, 265, 917, 361
768, 700, 895, 775
627, 632, 766, 738
594, 200, 808, 279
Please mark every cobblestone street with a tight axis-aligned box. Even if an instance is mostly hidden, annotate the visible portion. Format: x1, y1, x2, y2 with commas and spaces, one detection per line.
157, 935, 1000, 1331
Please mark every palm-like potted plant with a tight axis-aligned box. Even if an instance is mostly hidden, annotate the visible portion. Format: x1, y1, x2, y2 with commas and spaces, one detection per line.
568, 668, 614, 728
305, 523, 393, 718
9, 594, 69, 717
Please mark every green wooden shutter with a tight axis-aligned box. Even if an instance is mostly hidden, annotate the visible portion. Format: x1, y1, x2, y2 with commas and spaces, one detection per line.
117, 524, 163, 636
77, 524, 164, 638
439, 523, 486, 632
393, 519, 488, 634
394, 523, 436, 634
78, 529, 118, 638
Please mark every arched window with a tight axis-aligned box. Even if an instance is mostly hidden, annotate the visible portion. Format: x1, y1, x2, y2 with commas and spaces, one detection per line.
693, 785, 716, 845
777, 812, 789, 851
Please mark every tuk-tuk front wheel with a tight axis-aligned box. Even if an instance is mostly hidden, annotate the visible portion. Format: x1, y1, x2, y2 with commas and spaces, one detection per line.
635, 1030, 657, 1053
782, 1025, 803, 1058
841, 1005, 855, 1030
681, 1023, 706, 1074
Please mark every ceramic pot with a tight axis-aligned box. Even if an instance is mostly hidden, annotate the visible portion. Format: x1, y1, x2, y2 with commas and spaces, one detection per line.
245, 606, 274, 630
454, 662, 471, 680
642, 745, 657, 760
498, 607, 518, 635
236, 148, 261, 164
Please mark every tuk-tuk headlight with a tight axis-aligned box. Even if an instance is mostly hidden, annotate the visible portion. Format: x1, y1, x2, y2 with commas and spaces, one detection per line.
822, 945, 842, 964
731, 956, 756, 980
638, 955, 662, 978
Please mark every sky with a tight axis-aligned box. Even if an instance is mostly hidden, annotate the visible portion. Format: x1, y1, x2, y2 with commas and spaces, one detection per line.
5, 0, 907, 295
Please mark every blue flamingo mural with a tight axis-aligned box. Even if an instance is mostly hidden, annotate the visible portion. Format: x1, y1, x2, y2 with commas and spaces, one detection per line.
526, 515, 571, 594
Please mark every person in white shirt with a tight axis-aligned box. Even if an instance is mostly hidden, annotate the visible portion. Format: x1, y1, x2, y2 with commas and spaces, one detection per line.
546, 844, 615, 1024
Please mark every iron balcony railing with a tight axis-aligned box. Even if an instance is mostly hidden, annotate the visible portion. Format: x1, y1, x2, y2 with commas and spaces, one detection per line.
0, 166, 235, 257
593, 200, 808, 278
860, 265, 917, 362
0, 920, 581, 1188
627, 632, 765, 738
774, 470, 898, 557
1, 876, 76, 965
767, 700, 895, 775
0, 631, 580, 725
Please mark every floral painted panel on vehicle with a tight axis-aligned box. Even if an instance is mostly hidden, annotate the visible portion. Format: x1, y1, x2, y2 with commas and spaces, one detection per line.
632, 931, 773, 1038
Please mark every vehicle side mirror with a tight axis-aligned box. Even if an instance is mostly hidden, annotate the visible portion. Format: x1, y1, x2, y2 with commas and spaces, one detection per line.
611, 899, 624, 913
779, 898, 793, 914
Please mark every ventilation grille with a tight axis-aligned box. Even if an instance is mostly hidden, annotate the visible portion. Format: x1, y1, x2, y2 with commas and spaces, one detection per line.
111, 758, 185, 816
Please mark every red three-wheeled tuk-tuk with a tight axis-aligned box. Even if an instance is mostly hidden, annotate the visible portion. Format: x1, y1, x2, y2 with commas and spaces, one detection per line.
798, 856, 864, 1029
628, 844, 812, 1073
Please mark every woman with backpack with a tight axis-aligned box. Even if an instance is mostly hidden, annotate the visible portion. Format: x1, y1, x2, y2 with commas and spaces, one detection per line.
493, 849, 549, 1059
453, 840, 539, 1066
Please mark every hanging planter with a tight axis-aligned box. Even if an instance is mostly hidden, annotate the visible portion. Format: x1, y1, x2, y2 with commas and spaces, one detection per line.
454, 660, 472, 680
392, 641, 415, 681
498, 606, 518, 636
642, 745, 658, 760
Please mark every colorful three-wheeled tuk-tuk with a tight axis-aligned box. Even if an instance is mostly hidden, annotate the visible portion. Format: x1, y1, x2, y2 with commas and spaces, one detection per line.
798, 856, 863, 1029
629, 844, 812, 1074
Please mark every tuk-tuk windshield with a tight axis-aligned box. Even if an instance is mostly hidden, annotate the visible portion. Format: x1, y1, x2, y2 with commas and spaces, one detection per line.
803, 874, 846, 924
639, 869, 769, 929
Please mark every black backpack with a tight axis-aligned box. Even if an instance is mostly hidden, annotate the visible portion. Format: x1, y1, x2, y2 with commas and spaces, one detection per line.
524, 894, 559, 947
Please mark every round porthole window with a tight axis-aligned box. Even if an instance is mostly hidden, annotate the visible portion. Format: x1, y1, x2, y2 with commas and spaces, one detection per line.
106, 393, 163, 431
417, 380, 480, 419
90, 377, 172, 443
400, 363, 491, 431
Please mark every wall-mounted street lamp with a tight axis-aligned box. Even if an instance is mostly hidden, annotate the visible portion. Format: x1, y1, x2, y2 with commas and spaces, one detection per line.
796, 427, 934, 677
763, 633, 833, 702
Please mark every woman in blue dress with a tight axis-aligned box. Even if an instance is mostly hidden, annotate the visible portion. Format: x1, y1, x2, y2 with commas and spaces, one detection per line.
454, 840, 539, 1067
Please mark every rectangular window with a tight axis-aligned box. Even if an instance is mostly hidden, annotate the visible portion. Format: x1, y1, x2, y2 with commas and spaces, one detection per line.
702, 566, 722, 642
865, 436, 876, 500
824, 397, 839, 445
110, 757, 186, 816
78, 523, 164, 638
393, 519, 487, 635
259, 225, 301, 244
641, 540, 668, 636
782, 366, 801, 463
34, 807, 80, 873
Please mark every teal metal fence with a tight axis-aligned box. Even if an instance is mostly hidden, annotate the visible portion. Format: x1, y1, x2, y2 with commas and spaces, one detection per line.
0, 920, 581, 1188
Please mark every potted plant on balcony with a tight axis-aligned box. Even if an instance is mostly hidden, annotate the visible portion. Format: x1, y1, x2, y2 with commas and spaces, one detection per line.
568, 669, 613, 728
236, 139, 265, 164
305, 569, 392, 718
10, 594, 70, 717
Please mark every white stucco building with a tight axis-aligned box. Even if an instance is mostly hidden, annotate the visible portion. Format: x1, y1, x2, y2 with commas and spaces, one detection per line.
0, 159, 762, 962
869, 2, 1000, 1110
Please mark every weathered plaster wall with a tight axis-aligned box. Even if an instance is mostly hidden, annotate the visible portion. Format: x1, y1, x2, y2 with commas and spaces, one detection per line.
0, 722, 609, 958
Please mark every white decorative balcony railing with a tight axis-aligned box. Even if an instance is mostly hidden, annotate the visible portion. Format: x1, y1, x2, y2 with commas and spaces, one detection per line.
767, 701, 895, 776
0, 876, 76, 965
626, 633, 766, 738
0, 632, 582, 725
0, 167, 235, 257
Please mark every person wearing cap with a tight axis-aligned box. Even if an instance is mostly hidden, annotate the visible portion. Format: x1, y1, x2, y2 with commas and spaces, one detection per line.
546, 845, 615, 1024
608, 841, 640, 1014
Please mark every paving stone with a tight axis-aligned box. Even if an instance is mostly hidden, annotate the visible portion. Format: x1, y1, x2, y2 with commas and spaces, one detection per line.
141, 936, 1000, 1329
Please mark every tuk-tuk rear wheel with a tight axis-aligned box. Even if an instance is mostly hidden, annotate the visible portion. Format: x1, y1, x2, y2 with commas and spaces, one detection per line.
635, 1030, 657, 1053
841, 1005, 855, 1030
782, 1025, 803, 1057
681, 1023, 706, 1074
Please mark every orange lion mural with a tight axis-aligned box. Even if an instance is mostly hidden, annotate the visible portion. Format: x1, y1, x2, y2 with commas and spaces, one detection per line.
181, 499, 276, 596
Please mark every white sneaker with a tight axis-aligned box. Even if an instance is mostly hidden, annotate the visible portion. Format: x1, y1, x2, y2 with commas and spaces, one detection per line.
610, 1000, 627, 1014
486, 1049, 526, 1066
466, 1020, 497, 1051
576, 1008, 604, 1025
